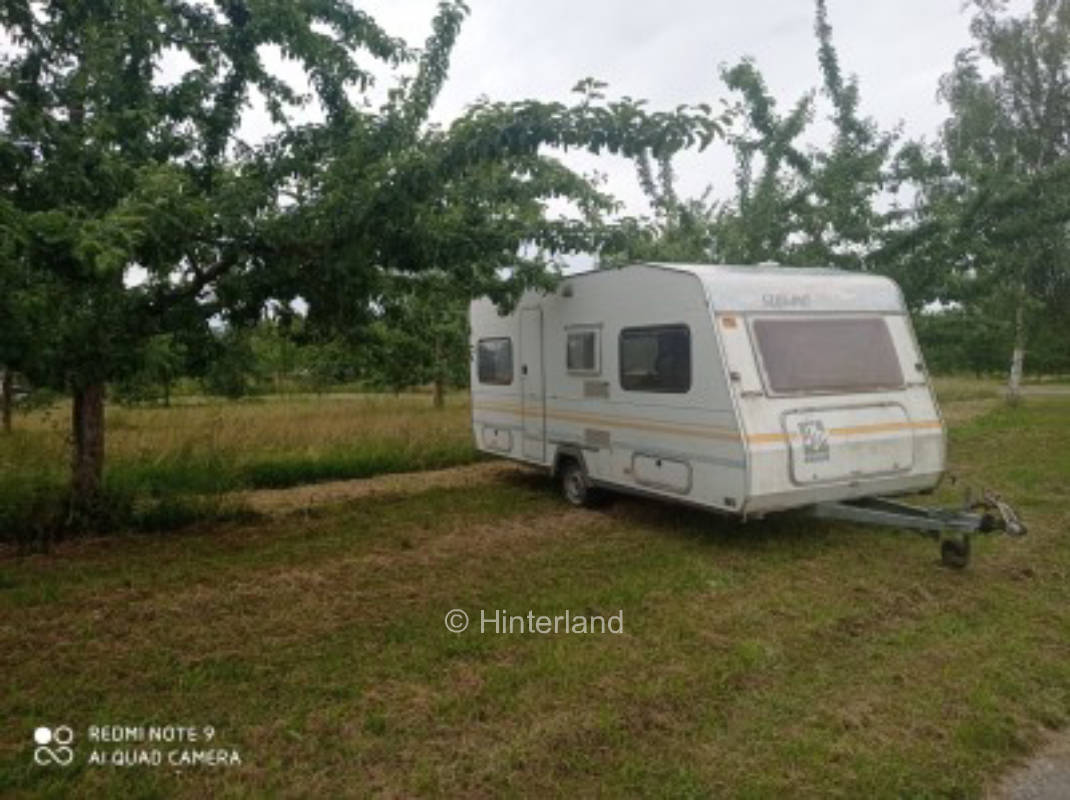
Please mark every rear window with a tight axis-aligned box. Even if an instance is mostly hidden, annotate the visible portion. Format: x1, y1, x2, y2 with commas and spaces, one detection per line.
752, 317, 904, 394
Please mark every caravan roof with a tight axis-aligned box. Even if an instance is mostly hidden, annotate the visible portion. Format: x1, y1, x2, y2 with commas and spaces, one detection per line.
562, 263, 904, 314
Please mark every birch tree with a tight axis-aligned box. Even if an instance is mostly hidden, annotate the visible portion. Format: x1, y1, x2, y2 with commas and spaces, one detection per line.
936, 0, 1070, 398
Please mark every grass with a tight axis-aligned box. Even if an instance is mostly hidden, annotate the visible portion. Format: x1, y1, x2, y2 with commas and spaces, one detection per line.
1, 384, 1068, 797
32, 391, 475, 493
0, 392, 479, 540
931, 375, 1006, 403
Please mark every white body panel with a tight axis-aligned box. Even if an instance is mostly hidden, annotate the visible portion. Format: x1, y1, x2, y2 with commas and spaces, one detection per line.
470, 264, 946, 517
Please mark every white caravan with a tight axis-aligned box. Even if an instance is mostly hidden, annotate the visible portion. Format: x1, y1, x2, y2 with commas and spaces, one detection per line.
469, 263, 1024, 567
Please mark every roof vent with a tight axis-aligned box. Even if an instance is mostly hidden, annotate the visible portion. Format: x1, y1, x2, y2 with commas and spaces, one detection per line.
560, 283, 574, 298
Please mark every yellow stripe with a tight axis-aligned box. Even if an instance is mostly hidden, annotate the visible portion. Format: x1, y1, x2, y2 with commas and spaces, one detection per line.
473, 403, 941, 445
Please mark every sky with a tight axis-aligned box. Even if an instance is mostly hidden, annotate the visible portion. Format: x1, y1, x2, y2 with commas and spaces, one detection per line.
339, 0, 1000, 217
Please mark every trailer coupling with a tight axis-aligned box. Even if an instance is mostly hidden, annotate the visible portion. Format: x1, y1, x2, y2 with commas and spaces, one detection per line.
809, 490, 1027, 569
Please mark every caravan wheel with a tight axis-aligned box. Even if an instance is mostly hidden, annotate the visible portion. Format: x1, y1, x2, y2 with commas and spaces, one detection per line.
560, 460, 593, 508
940, 536, 971, 570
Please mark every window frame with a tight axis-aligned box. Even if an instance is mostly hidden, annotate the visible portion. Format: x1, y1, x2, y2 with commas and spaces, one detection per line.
476, 337, 514, 386
747, 314, 906, 397
618, 323, 692, 394
565, 324, 601, 376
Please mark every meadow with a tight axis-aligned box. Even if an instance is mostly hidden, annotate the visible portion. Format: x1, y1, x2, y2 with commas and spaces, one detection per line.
0, 379, 1068, 797
0, 391, 479, 539
0, 377, 1018, 524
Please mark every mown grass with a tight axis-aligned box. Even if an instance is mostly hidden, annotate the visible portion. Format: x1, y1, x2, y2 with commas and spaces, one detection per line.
1, 391, 1067, 797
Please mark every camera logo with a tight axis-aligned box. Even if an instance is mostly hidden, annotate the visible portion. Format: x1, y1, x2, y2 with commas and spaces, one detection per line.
33, 726, 75, 766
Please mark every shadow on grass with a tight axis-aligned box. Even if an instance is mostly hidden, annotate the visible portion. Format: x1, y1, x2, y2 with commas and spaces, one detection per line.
0, 484, 263, 556
497, 465, 838, 557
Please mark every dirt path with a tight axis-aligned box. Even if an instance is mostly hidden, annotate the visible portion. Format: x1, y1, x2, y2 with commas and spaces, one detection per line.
228, 460, 531, 515
1013, 386, 1070, 397
990, 732, 1070, 799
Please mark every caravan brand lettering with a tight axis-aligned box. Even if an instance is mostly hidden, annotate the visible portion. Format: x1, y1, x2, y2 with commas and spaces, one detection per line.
762, 292, 812, 309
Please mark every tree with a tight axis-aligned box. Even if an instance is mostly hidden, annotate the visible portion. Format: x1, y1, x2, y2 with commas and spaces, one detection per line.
200, 329, 259, 400
712, 59, 814, 264
0, 0, 413, 513
300, 336, 354, 395
915, 0, 1070, 397
0, 368, 10, 433
796, 0, 898, 269
363, 272, 469, 406
249, 320, 302, 395
114, 333, 188, 406
603, 0, 897, 271
0, 1, 719, 520
0, 195, 52, 432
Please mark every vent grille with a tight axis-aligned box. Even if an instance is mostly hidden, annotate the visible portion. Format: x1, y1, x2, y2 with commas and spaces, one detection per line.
585, 428, 611, 449
584, 381, 609, 399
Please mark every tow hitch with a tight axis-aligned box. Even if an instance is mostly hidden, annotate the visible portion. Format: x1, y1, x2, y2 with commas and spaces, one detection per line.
810, 489, 1027, 569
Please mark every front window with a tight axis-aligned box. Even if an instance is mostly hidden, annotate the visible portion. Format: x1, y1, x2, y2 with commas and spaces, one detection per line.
752, 316, 904, 394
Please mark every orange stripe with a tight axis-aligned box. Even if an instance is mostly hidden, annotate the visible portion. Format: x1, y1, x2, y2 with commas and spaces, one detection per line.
748, 432, 791, 444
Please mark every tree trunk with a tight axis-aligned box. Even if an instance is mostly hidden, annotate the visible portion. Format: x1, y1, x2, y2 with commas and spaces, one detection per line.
71, 382, 106, 512
1, 369, 12, 434
1007, 296, 1026, 404
432, 333, 445, 409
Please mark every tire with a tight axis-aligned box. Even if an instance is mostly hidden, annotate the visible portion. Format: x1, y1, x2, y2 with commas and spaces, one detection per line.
940, 537, 971, 570
560, 459, 594, 508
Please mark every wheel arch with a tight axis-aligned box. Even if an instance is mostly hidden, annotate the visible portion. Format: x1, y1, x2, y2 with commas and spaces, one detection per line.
552, 445, 589, 478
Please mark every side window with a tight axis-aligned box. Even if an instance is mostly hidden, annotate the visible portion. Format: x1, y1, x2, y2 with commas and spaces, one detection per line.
619, 325, 691, 393
477, 338, 513, 385
566, 327, 600, 374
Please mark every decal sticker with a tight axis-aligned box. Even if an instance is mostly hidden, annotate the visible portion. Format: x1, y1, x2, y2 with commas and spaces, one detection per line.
798, 419, 830, 463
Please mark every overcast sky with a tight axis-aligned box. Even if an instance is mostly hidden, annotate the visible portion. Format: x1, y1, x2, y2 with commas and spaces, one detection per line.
341, 0, 1008, 217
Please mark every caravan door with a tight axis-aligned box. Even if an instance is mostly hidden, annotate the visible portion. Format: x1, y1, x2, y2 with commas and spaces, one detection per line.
520, 307, 546, 461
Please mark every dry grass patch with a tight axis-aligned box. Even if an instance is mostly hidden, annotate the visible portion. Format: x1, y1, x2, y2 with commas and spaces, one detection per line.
232, 461, 521, 515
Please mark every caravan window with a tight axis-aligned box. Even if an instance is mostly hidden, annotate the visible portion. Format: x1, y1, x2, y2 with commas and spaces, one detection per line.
566, 328, 600, 374
752, 316, 904, 394
477, 338, 513, 385
619, 325, 691, 393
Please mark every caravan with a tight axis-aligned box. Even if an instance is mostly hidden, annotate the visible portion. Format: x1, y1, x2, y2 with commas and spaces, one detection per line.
469, 264, 1023, 566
